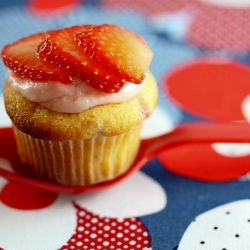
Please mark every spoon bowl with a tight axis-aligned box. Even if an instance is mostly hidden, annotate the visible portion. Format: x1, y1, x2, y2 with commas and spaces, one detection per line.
1, 122, 250, 194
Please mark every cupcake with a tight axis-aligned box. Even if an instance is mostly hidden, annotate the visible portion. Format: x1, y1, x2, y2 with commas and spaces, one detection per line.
1, 24, 158, 186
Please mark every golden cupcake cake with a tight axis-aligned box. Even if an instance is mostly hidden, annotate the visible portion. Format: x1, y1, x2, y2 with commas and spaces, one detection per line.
1, 24, 158, 186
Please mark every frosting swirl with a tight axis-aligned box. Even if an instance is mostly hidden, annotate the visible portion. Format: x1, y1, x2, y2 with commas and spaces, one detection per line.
8, 71, 146, 113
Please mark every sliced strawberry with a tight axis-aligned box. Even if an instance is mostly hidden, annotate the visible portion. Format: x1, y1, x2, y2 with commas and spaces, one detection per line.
38, 24, 153, 93
38, 25, 124, 93
74, 24, 154, 84
1, 32, 72, 83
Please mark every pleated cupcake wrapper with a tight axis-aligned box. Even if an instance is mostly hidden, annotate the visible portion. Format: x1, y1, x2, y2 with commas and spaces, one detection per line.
13, 125, 142, 186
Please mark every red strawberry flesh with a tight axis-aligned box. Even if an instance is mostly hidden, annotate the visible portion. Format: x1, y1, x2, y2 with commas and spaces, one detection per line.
2, 24, 153, 94
74, 24, 154, 84
38, 25, 125, 93
1, 32, 72, 83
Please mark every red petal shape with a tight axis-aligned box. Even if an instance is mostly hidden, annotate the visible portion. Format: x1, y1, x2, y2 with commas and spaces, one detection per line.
159, 143, 250, 181
164, 59, 250, 121
0, 181, 57, 210
0, 127, 58, 210
28, 0, 80, 15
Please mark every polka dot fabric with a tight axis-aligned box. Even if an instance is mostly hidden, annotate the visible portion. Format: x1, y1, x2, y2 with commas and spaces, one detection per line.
60, 204, 151, 250
178, 199, 250, 250
103, 0, 197, 15
1, 1, 250, 250
188, 5, 250, 50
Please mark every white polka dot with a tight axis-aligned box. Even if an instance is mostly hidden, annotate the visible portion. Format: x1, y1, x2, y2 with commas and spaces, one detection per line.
130, 233, 135, 237
104, 218, 110, 222
77, 235, 82, 238
79, 211, 86, 217
103, 241, 109, 246
91, 242, 95, 246
76, 242, 83, 246
92, 227, 97, 231
98, 238, 102, 242
117, 233, 123, 238
117, 218, 124, 223
111, 238, 115, 241
143, 232, 148, 236
137, 229, 142, 233
137, 244, 141, 248
130, 240, 136, 245
104, 225, 110, 231
84, 247, 88, 249
124, 222, 130, 226
98, 230, 103, 234
71, 238, 76, 242
111, 230, 116, 234
84, 238, 89, 242
104, 234, 109, 237
85, 223, 90, 227
137, 237, 142, 240
79, 219, 84, 223
111, 222, 116, 226
124, 229, 129, 233
78, 226, 84, 232
124, 246, 128, 249
130, 225, 137, 230
90, 233, 97, 238
124, 237, 129, 241
98, 222, 104, 227
118, 226, 123, 230
84, 230, 90, 234
86, 215, 91, 219
144, 240, 148, 244
91, 218, 98, 223
117, 242, 122, 246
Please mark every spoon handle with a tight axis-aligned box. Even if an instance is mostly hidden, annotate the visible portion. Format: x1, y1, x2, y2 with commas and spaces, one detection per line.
140, 122, 250, 160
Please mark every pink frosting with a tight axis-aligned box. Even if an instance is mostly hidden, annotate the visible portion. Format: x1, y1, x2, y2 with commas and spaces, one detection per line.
8, 71, 146, 113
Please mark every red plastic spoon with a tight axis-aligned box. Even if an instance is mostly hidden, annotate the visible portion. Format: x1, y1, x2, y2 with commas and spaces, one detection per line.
1, 122, 250, 194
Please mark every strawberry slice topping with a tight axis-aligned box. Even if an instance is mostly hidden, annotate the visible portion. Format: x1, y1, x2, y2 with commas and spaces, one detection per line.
1, 32, 72, 83
38, 25, 126, 93
75, 24, 153, 84
38, 24, 153, 93
2, 24, 153, 93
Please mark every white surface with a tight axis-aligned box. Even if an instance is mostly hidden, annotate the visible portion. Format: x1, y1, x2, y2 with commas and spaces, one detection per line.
0, 177, 76, 250
74, 171, 167, 218
0, 95, 11, 127
141, 105, 174, 139
0, 169, 166, 249
211, 142, 250, 157
178, 199, 250, 250
199, 0, 250, 8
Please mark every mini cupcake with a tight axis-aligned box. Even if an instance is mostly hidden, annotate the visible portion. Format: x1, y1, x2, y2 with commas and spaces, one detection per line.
1, 24, 157, 186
